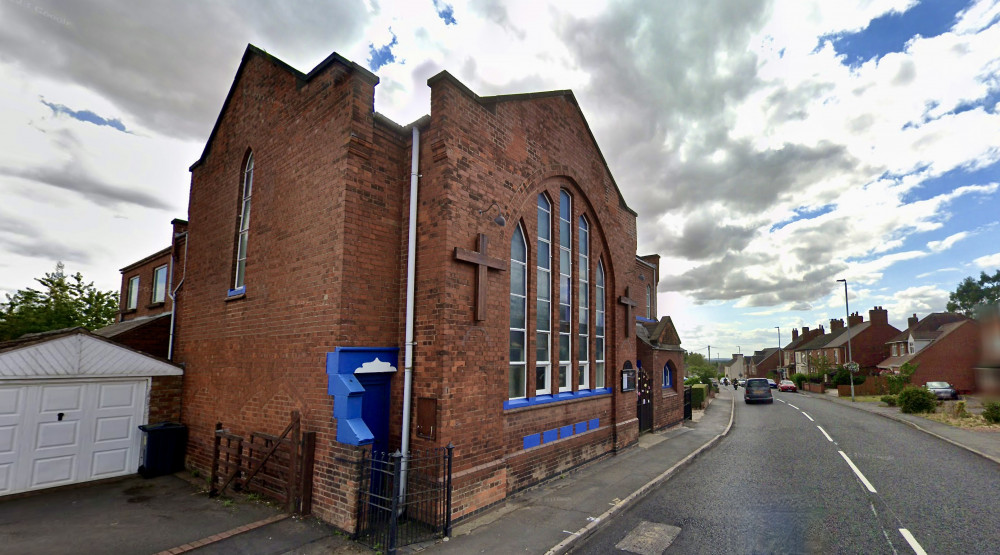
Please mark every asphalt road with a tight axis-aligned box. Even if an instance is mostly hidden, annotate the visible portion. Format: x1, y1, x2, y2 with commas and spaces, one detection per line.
573, 390, 1000, 554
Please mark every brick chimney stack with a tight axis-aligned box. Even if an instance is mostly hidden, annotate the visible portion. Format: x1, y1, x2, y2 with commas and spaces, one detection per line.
908, 313, 918, 329
847, 312, 864, 327
869, 306, 889, 325
792, 328, 799, 340
830, 319, 844, 331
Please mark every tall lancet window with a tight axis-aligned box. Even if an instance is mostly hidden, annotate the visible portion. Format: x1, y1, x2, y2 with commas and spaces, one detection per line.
509, 224, 528, 399
234, 152, 254, 291
536, 194, 552, 394
595, 260, 606, 388
578, 216, 590, 389
558, 190, 572, 391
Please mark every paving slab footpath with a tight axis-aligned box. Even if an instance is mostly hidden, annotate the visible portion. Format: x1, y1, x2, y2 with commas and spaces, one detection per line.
415, 387, 735, 554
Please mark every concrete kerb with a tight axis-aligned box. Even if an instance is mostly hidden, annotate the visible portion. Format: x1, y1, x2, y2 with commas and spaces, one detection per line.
546, 391, 736, 555
803, 392, 1000, 466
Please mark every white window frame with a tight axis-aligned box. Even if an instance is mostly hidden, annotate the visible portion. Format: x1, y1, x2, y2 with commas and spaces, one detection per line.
151, 264, 168, 304
595, 260, 605, 388
126, 276, 139, 310
234, 152, 253, 291
558, 190, 572, 392
578, 215, 590, 390
509, 225, 528, 399
536, 194, 552, 395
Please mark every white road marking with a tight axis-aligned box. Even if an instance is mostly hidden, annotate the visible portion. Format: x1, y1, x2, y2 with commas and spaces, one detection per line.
899, 529, 927, 555
788, 404, 799, 409
816, 426, 833, 442
802, 412, 814, 422
839, 451, 877, 493
776, 399, 786, 403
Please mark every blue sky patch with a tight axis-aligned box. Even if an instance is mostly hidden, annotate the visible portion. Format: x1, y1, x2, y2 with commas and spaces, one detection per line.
367, 31, 398, 72
906, 159, 1000, 204
41, 99, 127, 132
823, 0, 971, 68
433, 0, 457, 25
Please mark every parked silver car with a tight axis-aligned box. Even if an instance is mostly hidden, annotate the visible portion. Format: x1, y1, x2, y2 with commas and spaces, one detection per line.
925, 381, 959, 400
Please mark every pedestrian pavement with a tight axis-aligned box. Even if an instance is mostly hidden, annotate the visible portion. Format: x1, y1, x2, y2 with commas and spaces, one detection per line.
416, 387, 735, 554
801, 390, 1000, 465
0, 391, 735, 555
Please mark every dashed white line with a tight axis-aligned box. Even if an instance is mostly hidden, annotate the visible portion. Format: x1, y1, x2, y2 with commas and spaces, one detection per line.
839, 451, 877, 493
787, 403, 799, 409
899, 529, 927, 555
816, 425, 833, 442
802, 412, 814, 422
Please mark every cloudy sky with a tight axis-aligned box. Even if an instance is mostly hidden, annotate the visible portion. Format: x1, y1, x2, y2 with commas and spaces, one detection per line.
1, 0, 998, 357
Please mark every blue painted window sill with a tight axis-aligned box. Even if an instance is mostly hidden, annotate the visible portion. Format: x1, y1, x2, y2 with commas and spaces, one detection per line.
226, 287, 246, 300
504, 387, 612, 410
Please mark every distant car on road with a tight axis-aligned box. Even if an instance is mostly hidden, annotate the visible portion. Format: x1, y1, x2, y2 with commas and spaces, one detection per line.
925, 381, 959, 400
766, 379, 777, 389
778, 380, 797, 392
738, 378, 747, 387
744, 378, 773, 404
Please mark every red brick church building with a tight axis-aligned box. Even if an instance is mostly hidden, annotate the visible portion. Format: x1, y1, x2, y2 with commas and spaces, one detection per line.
131, 45, 684, 532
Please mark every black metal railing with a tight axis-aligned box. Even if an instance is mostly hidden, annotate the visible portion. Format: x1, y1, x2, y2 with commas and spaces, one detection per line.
356, 444, 453, 554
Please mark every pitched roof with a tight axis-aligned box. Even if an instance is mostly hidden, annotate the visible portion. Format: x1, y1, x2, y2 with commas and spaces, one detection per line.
636, 316, 683, 351
887, 312, 968, 344
191, 44, 379, 170
0, 327, 182, 378
93, 313, 171, 338
426, 71, 635, 216
825, 321, 872, 348
797, 327, 848, 351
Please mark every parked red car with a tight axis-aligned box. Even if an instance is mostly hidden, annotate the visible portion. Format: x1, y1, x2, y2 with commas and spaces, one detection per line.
778, 379, 797, 392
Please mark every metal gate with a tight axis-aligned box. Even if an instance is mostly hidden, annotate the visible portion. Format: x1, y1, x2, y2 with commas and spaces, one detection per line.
683, 386, 692, 420
356, 445, 453, 554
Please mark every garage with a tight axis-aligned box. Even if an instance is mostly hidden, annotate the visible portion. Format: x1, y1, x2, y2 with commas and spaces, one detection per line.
0, 328, 183, 496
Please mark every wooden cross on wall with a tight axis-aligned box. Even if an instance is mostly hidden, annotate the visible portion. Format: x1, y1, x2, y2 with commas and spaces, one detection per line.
454, 233, 507, 321
618, 286, 638, 338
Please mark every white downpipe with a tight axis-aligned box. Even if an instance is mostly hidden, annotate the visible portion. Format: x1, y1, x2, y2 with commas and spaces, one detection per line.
400, 124, 420, 503
167, 232, 189, 361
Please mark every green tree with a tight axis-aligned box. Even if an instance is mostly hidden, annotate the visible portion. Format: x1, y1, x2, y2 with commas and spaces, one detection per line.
886, 361, 918, 394
0, 263, 119, 341
946, 270, 1000, 317
684, 352, 717, 383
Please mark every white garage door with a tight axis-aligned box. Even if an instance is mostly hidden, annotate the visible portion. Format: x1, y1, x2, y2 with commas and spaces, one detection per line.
0, 379, 148, 495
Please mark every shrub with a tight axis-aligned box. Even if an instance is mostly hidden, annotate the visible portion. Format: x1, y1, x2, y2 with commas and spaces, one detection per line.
949, 401, 969, 419
691, 384, 707, 409
791, 373, 807, 389
832, 367, 866, 386
984, 401, 1000, 424
881, 395, 897, 407
898, 386, 937, 414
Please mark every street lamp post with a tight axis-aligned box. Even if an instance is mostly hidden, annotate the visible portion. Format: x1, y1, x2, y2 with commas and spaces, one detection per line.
775, 326, 782, 380
836, 279, 856, 402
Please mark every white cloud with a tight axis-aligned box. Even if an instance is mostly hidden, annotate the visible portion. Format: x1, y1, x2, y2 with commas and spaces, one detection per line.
974, 252, 1000, 269
927, 232, 970, 253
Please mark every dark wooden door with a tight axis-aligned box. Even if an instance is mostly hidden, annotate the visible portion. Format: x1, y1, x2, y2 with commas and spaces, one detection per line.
637, 369, 653, 433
